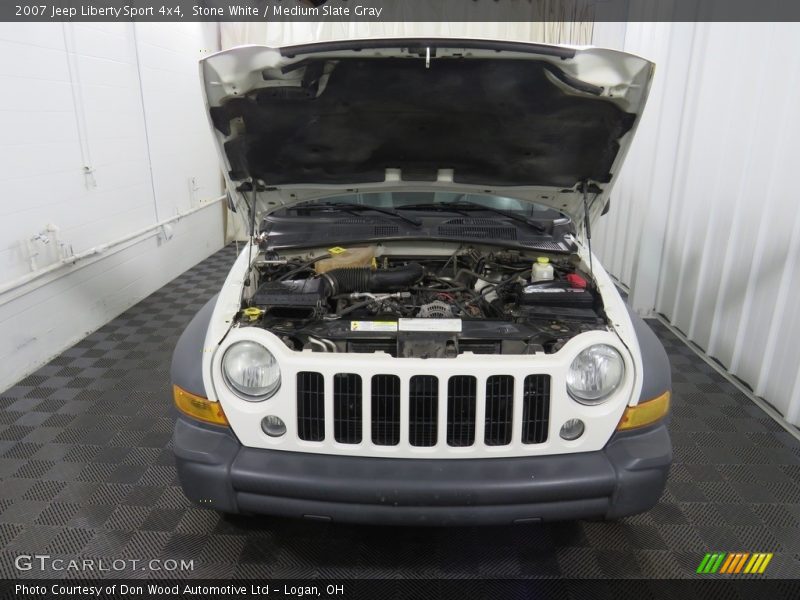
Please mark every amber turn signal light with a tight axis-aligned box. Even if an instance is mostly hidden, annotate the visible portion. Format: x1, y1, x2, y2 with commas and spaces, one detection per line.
173, 385, 228, 426
616, 391, 670, 430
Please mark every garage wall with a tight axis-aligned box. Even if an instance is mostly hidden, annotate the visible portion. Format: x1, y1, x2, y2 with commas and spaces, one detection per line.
592, 22, 800, 427
0, 22, 225, 393
220, 20, 594, 49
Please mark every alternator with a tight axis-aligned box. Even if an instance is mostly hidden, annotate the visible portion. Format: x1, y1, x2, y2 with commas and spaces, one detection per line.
417, 300, 453, 319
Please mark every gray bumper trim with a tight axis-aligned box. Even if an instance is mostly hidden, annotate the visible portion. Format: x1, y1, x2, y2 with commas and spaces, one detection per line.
173, 417, 671, 525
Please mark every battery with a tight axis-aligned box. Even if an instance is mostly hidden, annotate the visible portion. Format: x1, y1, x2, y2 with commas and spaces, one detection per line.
516, 281, 596, 308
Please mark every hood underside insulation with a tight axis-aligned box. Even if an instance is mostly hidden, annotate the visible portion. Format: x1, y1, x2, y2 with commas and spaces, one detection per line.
209, 57, 637, 188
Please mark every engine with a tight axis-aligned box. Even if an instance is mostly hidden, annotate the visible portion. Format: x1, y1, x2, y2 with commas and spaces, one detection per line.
236, 245, 608, 358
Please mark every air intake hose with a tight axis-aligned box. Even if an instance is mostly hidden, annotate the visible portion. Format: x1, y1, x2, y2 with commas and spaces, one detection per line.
320, 263, 424, 296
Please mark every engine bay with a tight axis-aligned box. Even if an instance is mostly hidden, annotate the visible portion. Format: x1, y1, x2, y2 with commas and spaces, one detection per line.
235, 243, 609, 358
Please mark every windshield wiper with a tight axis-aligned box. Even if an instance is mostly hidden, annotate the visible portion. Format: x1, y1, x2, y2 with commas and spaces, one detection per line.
300, 202, 422, 227
399, 199, 546, 233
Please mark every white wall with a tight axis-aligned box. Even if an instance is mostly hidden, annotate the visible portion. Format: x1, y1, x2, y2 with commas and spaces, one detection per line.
592, 22, 800, 426
0, 22, 225, 393
220, 20, 594, 50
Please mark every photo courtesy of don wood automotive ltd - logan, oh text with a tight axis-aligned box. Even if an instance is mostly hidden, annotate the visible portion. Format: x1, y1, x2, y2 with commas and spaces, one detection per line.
0, 1, 799, 599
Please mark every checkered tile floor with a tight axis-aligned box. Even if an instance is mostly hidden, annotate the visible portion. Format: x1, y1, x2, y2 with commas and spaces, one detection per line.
1, 244, 799, 579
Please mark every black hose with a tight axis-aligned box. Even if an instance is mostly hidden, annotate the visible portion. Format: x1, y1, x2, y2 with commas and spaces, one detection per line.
337, 299, 375, 317
278, 254, 331, 281
320, 263, 424, 296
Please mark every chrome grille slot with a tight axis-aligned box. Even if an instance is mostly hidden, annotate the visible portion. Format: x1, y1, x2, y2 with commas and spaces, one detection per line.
296, 372, 325, 442
371, 374, 401, 446
484, 375, 514, 446
333, 373, 362, 444
522, 374, 550, 444
408, 375, 438, 447
447, 375, 477, 447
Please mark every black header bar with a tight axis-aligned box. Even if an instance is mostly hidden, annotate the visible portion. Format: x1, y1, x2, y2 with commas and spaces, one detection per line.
3, 578, 800, 600
4, 0, 800, 23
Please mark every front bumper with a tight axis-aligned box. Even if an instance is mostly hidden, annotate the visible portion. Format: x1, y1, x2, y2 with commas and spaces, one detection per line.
173, 416, 671, 525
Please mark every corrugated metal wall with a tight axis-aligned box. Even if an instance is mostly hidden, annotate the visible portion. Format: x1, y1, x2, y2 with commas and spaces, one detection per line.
593, 22, 800, 426
220, 20, 593, 49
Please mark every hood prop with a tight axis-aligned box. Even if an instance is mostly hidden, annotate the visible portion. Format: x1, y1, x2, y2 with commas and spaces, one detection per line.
581, 180, 596, 279
248, 179, 258, 238
244, 179, 258, 288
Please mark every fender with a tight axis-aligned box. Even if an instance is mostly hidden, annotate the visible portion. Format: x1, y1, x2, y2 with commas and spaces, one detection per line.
625, 305, 671, 402
171, 294, 218, 397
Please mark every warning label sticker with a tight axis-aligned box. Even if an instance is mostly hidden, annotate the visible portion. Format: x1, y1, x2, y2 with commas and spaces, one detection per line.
350, 321, 398, 332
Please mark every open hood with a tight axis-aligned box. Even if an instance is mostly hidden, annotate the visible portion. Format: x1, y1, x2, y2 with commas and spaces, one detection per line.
201, 39, 654, 230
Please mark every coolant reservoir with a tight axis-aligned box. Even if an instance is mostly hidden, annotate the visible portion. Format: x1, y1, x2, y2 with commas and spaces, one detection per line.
532, 256, 554, 282
315, 246, 376, 274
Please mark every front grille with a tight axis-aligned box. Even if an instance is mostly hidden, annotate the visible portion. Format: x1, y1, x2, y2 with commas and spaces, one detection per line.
333, 373, 362, 444
447, 375, 477, 447
522, 375, 550, 444
371, 375, 400, 446
297, 372, 325, 442
485, 375, 514, 446
295, 372, 550, 451
409, 375, 438, 447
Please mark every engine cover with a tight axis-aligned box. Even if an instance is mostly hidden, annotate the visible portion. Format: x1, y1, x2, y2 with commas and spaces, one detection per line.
253, 278, 323, 310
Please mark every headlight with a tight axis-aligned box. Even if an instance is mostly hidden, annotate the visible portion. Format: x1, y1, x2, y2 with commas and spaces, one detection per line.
222, 341, 281, 400
567, 344, 624, 404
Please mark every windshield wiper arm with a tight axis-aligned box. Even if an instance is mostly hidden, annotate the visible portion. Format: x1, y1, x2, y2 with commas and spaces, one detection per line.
400, 200, 546, 233
305, 202, 422, 227
452, 199, 547, 233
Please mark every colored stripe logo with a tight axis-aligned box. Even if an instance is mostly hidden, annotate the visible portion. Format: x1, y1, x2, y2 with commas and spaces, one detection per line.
697, 552, 773, 574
